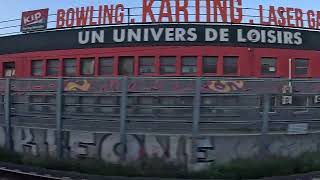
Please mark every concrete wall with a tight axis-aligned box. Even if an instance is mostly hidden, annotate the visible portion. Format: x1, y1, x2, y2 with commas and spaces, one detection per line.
2, 126, 320, 169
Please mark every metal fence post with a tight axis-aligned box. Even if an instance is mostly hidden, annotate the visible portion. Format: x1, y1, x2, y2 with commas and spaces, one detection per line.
127, 8, 131, 24
4, 78, 13, 150
56, 78, 63, 159
119, 77, 128, 162
261, 94, 270, 156
192, 78, 202, 163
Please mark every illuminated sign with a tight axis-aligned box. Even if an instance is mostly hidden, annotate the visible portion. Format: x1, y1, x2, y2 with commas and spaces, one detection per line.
54, 0, 320, 29
21, 8, 49, 32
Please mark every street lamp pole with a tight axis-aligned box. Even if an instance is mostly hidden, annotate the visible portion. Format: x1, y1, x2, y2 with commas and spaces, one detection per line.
289, 58, 293, 92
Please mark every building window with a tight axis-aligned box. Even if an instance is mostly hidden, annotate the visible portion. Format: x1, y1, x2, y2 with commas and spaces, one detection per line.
63, 58, 77, 76
294, 59, 309, 76
261, 57, 277, 75
31, 60, 43, 76
99, 57, 113, 75
119, 57, 134, 75
203, 56, 217, 74
223, 57, 238, 74
160, 56, 176, 74
80, 58, 95, 76
139, 57, 155, 74
47, 59, 59, 76
3, 62, 15, 77
182, 56, 197, 74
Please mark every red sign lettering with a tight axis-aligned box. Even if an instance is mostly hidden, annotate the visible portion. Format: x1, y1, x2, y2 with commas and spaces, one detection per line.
47, 0, 320, 30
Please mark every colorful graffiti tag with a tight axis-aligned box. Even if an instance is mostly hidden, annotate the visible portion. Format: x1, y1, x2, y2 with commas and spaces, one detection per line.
207, 80, 245, 93
5, 126, 320, 168
8, 127, 215, 165
64, 80, 91, 91
4, 78, 320, 94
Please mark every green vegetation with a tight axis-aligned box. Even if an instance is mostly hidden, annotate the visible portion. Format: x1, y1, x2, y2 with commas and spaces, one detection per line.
1, 148, 320, 179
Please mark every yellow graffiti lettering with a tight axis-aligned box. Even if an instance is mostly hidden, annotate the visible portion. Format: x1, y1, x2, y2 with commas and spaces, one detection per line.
208, 80, 244, 93
64, 80, 91, 91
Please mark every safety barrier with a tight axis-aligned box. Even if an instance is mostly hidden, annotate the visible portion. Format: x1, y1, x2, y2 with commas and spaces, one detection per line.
0, 77, 319, 160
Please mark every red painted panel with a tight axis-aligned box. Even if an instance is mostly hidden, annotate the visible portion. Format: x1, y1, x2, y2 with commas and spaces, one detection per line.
0, 46, 319, 78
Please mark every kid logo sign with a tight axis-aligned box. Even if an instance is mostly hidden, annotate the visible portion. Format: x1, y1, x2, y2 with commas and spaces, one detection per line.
21, 8, 49, 32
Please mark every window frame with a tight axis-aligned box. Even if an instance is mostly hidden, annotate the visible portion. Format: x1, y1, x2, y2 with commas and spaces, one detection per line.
99, 57, 114, 76
202, 56, 218, 75
80, 57, 95, 76
181, 56, 197, 75
293, 58, 309, 77
223, 56, 239, 75
118, 56, 134, 76
3, 62, 16, 77
31, 60, 44, 77
260, 57, 278, 76
46, 59, 60, 77
139, 56, 156, 75
160, 56, 177, 75
63, 58, 77, 77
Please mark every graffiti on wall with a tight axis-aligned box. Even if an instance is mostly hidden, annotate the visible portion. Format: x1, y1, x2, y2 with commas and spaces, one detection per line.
2, 127, 215, 164
10, 80, 56, 92
12, 128, 57, 157
62, 79, 248, 94
62, 79, 246, 93
64, 80, 91, 91
206, 80, 245, 93
3, 126, 320, 167
3, 78, 315, 94
1, 78, 320, 94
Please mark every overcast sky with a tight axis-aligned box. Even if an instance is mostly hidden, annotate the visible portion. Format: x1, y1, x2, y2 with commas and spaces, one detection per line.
0, 0, 317, 21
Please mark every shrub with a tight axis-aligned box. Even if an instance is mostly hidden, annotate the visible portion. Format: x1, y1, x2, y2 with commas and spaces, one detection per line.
0, 148, 22, 163
296, 152, 320, 173
138, 157, 187, 178
2, 148, 320, 179
208, 156, 300, 179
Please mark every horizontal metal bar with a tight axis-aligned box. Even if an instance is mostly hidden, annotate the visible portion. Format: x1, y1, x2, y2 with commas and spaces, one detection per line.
62, 115, 120, 119
62, 91, 121, 97
63, 104, 120, 107
12, 102, 56, 105
3, 77, 320, 82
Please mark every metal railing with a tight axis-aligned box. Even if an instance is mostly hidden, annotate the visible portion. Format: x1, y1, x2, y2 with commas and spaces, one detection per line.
0, 77, 320, 160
